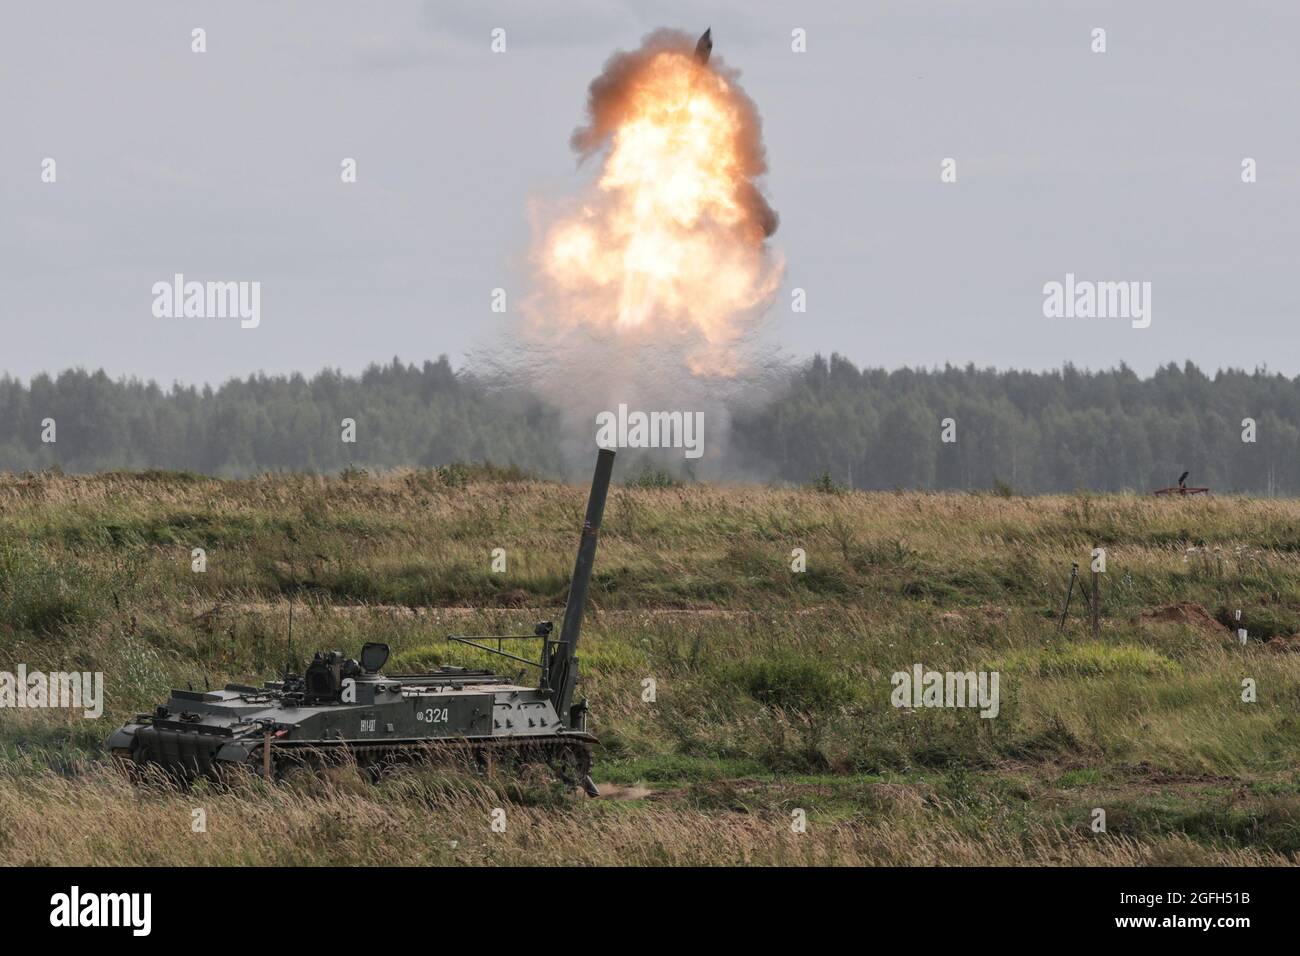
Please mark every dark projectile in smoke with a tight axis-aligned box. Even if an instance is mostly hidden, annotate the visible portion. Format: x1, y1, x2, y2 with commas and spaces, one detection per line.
694, 27, 712, 64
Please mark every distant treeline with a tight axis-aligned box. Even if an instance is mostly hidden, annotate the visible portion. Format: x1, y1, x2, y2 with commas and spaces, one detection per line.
0, 358, 565, 478
731, 356, 1300, 494
2, 355, 1299, 494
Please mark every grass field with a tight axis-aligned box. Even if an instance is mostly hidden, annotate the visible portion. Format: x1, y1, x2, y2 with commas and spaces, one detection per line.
1, 465, 1298, 865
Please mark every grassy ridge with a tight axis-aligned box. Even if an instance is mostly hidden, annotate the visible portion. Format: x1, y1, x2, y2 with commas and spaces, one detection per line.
0, 467, 1298, 865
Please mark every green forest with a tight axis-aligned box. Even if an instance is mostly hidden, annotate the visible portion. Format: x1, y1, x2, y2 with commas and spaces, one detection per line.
731, 355, 1300, 494
2, 355, 1297, 494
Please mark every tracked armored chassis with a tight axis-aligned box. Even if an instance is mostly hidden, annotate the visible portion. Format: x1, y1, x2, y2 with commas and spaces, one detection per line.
108, 449, 615, 794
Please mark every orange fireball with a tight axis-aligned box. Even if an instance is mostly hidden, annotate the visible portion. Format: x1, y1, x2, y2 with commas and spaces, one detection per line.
532, 32, 782, 377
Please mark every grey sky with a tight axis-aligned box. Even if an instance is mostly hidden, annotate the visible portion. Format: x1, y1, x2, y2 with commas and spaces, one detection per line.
2, 0, 1298, 385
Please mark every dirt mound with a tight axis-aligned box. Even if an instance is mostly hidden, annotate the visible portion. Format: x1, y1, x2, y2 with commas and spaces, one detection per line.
1265, 635, 1300, 654
594, 784, 655, 801
595, 783, 685, 801
1140, 602, 1228, 636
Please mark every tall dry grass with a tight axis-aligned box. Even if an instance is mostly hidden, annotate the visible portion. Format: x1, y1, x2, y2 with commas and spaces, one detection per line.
1, 468, 1299, 864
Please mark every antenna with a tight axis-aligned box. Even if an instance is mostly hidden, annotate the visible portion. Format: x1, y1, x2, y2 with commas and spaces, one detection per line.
285, 593, 295, 678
